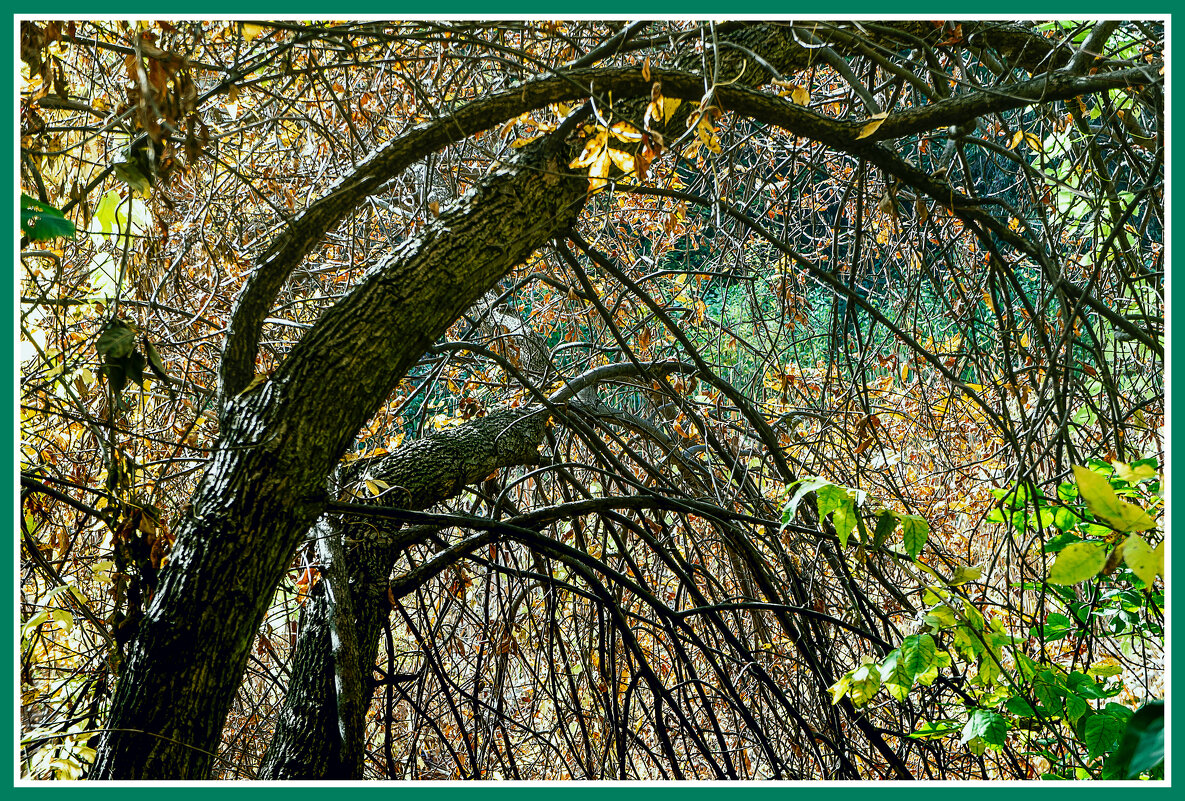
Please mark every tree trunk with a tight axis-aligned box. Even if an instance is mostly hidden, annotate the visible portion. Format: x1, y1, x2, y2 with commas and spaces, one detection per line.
258, 409, 549, 778
92, 136, 586, 779
92, 21, 1087, 779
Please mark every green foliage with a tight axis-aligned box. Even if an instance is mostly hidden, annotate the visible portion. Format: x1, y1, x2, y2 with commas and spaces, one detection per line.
825, 458, 1162, 778
21, 194, 75, 241
1103, 701, 1164, 779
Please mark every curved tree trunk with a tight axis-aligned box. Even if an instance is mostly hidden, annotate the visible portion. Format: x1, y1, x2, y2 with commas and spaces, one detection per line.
88, 21, 1144, 779
92, 136, 587, 779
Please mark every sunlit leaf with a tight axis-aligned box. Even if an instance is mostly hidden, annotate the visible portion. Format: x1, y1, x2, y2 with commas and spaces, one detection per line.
1072, 465, 1155, 531
898, 633, 937, 679
1112, 460, 1156, 484
1121, 534, 1162, 586
899, 513, 929, 558
949, 564, 982, 586
1047, 541, 1107, 584
855, 112, 889, 140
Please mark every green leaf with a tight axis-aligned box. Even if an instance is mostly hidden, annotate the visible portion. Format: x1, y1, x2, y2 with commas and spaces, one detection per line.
873, 510, 897, 546
900, 513, 929, 558
1048, 541, 1107, 584
1063, 692, 1088, 722
784, 476, 832, 524
924, 603, 957, 631
143, 337, 170, 382
833, 504, 858, 548
96, 319, 136, 360
1032, 671, 1063, 714
961, 709, 1009, 747
916, 650, 951, 687
828, 673, 852, 705
1072, 464, 1155, 532
101, 362, 128, 398
112, 160, 153, 196
814, 483, 848, 517
1121, 534, 1162, 586
909, 720, 961, 739
877, 650, 912, 700
1044, 531, 1083, 553
848, 658, 881, 706
1005, 696, 1036, 717
1083, 712, 1124, 760
21, 194, 76, 241
1068, 671, 1113, 701
898, 633, 937, 680
1104, 701, 1163, 779
122, 350, 146, 387
950, 564, 982, 586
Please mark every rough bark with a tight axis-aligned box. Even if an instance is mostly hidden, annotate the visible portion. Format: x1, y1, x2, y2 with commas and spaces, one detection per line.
89, 20, 1158, 779
92, 134, 587, 778
258, 408, 549, 778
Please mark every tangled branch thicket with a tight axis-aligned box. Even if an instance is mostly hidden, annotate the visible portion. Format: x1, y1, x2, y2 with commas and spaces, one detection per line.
20, 20, 1163, 780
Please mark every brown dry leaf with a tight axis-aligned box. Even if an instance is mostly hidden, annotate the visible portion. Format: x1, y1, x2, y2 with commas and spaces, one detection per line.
855, 112, 889, 140
791, 85, 810, 106
642, 56, 651, 82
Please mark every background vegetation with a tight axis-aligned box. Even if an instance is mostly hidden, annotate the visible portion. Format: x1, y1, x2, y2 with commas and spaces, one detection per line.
19, 19, 1164, 780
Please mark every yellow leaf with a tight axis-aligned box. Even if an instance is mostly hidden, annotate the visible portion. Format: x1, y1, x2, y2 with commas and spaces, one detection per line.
1112, 460, 1156, 484
241, 23, 268, 42
855, 112, 889, 140
1023, 132, 1042, 151
660, 96, 681, 123
791, 85, 810, 106
1072, 465, 1156, 532
569, 129, 608, 168
695, 117, 721, 153
364, 478, 390, 497
1048, 542, 1107, 585
1087, 658, 1124, 678
641, 56, 650, 82
588, 147, 613, 192
1121, 534, 1162, 586
609, 121, 642, 142
1008, 130, 1025, 149
608, 147, 635, 174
